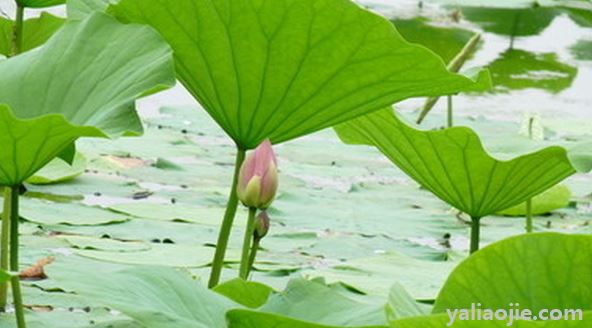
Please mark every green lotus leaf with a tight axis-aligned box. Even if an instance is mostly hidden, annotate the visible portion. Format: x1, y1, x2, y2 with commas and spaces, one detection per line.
334, 109, 576, 218
497, 184, 571, 216
226, 278, 388, 328
110, 0, 490, 149
27, 152, 87, 185
67, 0, 112, 20
0, 12, 64, 56
49, 264, 239, 328
16, 0, 66, 8
214, 278, 273, 309
0, 13, 175, 186
433, 233, 592, 313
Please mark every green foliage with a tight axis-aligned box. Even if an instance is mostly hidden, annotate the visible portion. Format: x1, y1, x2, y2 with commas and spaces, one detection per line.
497, 184, 571, 216
214, 278, 273, 308
244, 278, 388, 327
110, 0, 490, 149
52, 265, 239, 328
390, 233, 592, 327
67, 0, 112, 20
0, 13, 175, 186
17, 0, 66, 8
0, 12, 64, 56
27, 152, 87, 185
335, 109, 576, 218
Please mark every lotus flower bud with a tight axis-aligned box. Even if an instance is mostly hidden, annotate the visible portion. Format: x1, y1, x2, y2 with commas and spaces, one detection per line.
254, 211, 270, 240
237, 140, 278, 209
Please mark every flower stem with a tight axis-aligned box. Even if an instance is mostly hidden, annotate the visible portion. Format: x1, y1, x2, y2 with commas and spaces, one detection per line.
12, 4, 24, 56
6, 186, 25, 327
247, 238, 260, 278
525, 198, 533, 233
447, 95, 453, 128
208, 148, 246, 288
470, 216, 481, 254
239, 207, 257, 279
0, 188, 11, 311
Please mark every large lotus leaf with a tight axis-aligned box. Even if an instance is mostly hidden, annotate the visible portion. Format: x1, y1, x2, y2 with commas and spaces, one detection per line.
433, 233, 592, 313
49, 264, 239, 328
489, 49, 577, 94
0, 13, 175, 185
0, 106, 102, 186
334, 109, 576, 218
0, 12, 64, 56
16, 0, 65, 8
67, 0, 113, 19
109, 0, 490, 149
226, 278, 388, 328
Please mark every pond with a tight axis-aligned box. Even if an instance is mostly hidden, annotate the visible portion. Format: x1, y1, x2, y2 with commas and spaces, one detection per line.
0, 0, 591, 327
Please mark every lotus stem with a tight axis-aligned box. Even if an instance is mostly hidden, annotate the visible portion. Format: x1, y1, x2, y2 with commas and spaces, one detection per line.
12, 4, 24, 56
0, 188, 11, 311
525, 199, 533, 233
470, 216, 481, 254
247, 238, 261, 278
239, 207, 257, 279
9, 186, 25, 328
208, 148, 246, 288
447, 96, 453, 128
417, 33, 481, 124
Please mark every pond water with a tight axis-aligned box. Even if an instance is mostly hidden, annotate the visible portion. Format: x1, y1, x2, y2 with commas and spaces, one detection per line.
1, 1, 591, 327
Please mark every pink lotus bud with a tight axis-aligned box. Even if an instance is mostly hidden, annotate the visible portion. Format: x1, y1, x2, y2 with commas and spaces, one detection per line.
237, 140, 278, 209
254, 211, 270, 240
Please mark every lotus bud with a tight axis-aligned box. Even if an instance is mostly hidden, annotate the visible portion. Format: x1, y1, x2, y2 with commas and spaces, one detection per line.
254, 211, 270, 240
237, 140, 278, 209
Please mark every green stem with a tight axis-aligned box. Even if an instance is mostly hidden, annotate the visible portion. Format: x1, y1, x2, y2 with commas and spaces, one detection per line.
247, 238, 260, 278
12, 4, 24, 56
7, 186, 25, 327
208, 148, 246, 288
11, 276, 25, 328
416, 33, 481, 124
239, 208, 257, 280
470, 217, 481, 254
447, 96, 453, 128
0, 188, 11, 311
525, 198, 533, 233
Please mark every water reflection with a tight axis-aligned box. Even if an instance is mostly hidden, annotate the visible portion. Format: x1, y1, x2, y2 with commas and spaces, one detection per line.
570, 39, 592, 61
392, 18, 475, 63
460, 6, 558, 40
488, 49, 578, 93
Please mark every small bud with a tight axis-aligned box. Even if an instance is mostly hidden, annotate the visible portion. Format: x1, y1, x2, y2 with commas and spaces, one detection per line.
237, 140, 278, 209
254, 211, 270, 240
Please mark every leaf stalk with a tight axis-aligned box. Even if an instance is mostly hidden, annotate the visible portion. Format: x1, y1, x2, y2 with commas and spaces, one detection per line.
208, 148, 246, 288
239, 207, 257, 279
470, 216, 481, 254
